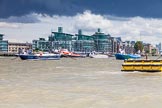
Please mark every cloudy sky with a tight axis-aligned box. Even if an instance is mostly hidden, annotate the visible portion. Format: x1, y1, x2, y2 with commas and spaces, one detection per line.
0, 0, 162, 45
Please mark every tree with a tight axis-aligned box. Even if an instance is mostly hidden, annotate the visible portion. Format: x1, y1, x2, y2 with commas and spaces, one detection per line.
33, 48, 40, 52
145, 49, 149, 54
134, 41, 143, 53
151, 48, 156, 56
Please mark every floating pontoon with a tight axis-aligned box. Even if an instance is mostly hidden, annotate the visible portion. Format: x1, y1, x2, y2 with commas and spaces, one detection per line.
121, 60, 162, 72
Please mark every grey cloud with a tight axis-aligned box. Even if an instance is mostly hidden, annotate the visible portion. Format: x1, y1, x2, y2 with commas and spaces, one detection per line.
0, 14, 40, 23
0, 0, 81, 18
0, 0, 162, 21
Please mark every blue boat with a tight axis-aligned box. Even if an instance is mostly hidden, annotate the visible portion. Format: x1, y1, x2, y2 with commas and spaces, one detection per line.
19, 53, 61, 60
115, 53, 141, 60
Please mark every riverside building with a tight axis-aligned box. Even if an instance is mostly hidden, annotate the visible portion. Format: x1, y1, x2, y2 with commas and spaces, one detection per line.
32, 27, 116, 54
74, 29, 94, 53
49, 27, 74, 51
110, 37, 118, 54
32, 38, 49, 51
92, 28, 112, 53
8, 42, 32, 53
0, 34, 8, 52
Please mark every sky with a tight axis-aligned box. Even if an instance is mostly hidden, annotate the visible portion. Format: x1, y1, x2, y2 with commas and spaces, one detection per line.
0, 0, 162, 45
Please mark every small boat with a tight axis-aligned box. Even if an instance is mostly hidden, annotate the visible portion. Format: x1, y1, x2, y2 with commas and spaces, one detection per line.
19, 52, 61, 60
89, 53, 109, 58
108, 53, 115, 57
60, 49, 85, 58
115, 53, 141, 60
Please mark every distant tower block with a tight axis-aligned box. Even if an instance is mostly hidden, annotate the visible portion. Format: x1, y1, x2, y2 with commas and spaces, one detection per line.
0, 34, 4, 41
97, 28, 101, 33
58, 27, 63, 33
78, 29, 82, 35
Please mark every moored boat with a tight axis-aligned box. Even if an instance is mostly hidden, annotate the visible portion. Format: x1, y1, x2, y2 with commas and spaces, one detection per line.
19, 52, 61, 60
89, 53, 108, 58
60, 49, 85, 58
115, 53, 141, 60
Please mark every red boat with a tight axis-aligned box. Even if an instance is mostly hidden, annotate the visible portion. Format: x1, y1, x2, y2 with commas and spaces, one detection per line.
60, 49, 85, 58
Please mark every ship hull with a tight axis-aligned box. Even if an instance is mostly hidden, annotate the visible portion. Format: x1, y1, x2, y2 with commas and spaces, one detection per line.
19, 54, 61, 60
115, 53, 141, 60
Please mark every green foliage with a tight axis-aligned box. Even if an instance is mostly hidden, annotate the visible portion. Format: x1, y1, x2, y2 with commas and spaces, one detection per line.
145, 49, 149, 54
151, 49, 156, 55
33, 48, 40, 52
134, 41, 143, 53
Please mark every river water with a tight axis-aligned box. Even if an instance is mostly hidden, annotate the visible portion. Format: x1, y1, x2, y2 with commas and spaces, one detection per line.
0, 57, 162, 108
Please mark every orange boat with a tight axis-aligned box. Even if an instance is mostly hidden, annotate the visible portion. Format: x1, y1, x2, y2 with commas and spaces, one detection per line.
60, 49, 85, 58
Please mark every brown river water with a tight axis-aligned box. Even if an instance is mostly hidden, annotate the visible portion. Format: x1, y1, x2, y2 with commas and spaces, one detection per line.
0, 56, 162, 108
